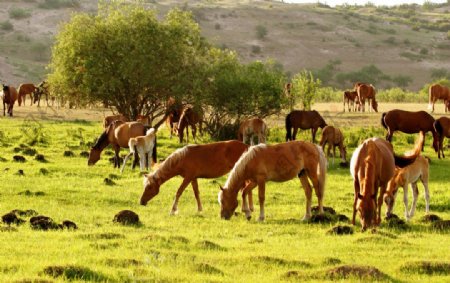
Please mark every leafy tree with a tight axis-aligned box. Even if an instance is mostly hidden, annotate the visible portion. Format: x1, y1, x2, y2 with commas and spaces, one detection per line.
291, 70, 321, 110
430, 68, 449, 80
391, 75, 413, 89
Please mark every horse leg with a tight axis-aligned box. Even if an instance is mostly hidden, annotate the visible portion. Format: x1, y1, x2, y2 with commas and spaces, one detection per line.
386, 129, 393, 143
192, 125, 197, 143
422, 174, 430, 213
120, 152, 133, 174
403, 184, 409, 220
113, 145, 121, 168
308, 169, 324, 216
311, 128, 316, 143
299, 174, 314, 220
352, 178, 360, 225
170, 177, 192, 215
376, 184, 386, 225
409, 182, 419, 219
241, 180, 257, 220
257, 180, 266, 221
139, 151, 145, 172
191, 179, 202, 212
292, 127, 298, 141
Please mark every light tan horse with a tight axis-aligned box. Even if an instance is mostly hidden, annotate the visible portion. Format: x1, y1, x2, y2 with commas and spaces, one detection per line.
218, 141, 327, 221
140, 140, 250, 215
103, 114, 128, 130
384, 156, 430, 221
1, 85, 18, 116
433, 116, 450, 158
350, 134, 423, 231
319, 125, 346, 165
428, 84, 450, 113
121, 128, 157, 173
17, 83, 37, 106
178, 106, 203, 143
356, 83, 378, 112
343, 90, 358, 112
237, 117, 267, 145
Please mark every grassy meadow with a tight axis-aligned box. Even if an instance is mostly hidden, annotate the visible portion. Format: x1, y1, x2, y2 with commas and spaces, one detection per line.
0, 105, 449, 282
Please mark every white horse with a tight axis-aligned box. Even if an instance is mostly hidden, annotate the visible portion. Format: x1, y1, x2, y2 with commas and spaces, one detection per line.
121, 128, 157, 173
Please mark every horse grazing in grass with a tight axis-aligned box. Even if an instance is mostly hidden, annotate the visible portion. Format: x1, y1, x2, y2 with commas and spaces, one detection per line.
140, 140, 250, 215
428, 84, 450, 113
285, 110, 327, 143
17, 83, 37, 106
178, 106, 203, 143
1, 84, 18, 116
319, 125, 347, 165
384, 155, 430, 221
237, 117, 267, 145
88, 121, 146, 168
103, 114, 128, 130
121, 128, 157, 173
381, 109, 439, 153
356, 83, 378, 112
433, 116, 450, 158
343, 90, 358, 112
218, 141, 327, 221
350, 133, 423, 231
32, 81, 55, 107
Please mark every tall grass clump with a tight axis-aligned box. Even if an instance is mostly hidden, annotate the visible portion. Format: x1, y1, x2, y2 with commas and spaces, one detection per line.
9, 8, 31, 19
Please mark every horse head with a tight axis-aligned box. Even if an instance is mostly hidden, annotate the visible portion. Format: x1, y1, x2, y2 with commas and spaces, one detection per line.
218, 186, 238, 220
356, 191, 377, 231
372, 100, 378, 112
87, 130, 110, 166
140, 174, 160, 205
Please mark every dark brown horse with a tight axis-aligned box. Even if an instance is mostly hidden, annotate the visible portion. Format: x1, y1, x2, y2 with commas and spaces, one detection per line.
1, 84, 18, 116
343, 90, 358, 112
428, 84, 450, 113
285, 110, 327, 143
88, 121, 146, 168
165, 98, 183, 139
32, 81, 55, 107
433, 116, 450, 158
17, 83, 37, 106
356, 83, 378, 112
178, 106, 203, 143
381, 110, 439, 153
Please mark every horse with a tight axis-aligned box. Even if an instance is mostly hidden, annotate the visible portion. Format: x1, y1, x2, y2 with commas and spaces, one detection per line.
237, 117, 267, 145
433, 116, 450, 158
17, 83, 37, 106
350, 133, 423, 231
319, 125, 346, 165
356, 83, 378, 112
121, 128, 157, 173
32, 81, 55, 107
136, 114, 151, 126
218, 141, 327, 221
285, 110, 327, 143
88, 121, 146, 168
140, 140, 250, 215
103, 114, 128, 129
178, 106, 203, 143
1, 85, 18, 116
343, 90, 358, 112
166, 103, 183, 139
428, 84, 450, 113
381, 110, 439, 153
384, 155, 430, 221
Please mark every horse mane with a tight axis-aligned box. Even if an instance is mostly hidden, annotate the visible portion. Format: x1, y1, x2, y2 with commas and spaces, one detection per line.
92, 131, 108, 149
152, 146, 189, 180
361, 142, 377, 196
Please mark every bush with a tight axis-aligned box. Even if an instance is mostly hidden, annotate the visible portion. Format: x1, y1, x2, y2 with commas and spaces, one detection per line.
251, 45, 261, 54
9, 8, 31, 19
420, 48, 428, 55
0, 21, 13, 31
214, 23, 221, 30
255, 25, 268, 40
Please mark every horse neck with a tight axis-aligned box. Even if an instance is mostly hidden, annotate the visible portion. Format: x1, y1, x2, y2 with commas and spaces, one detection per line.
361, 146, 377, 196
154, 147, 187, 183
224, 147, 257, 195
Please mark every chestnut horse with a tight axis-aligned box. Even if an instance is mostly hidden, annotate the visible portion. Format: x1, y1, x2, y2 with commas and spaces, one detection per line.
237, 117, 267, 145
178, 106, 203, 143
356, 83, 378, 112
433, 116, 450, 158
218, 141, 327, 221
17, 83, 37, 106
319, 125, 346, 165
428, 84, 450, 113
381, 110, 439, 153
285, 110, 327, 143
343, 90, 359, 112
88, 121, 146, 168
350, 133, 423, 231
103, 114, 128, 129
140, 140, 250, 215
1, 85, 18, 116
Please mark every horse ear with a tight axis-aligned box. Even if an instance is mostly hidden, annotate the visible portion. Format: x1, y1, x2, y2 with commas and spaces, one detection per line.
357, 193, 363, 199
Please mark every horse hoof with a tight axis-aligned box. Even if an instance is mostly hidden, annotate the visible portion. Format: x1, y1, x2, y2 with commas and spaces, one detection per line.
246, 216, 251, 221
170, 210, 178, 216
258, 217, 265, 222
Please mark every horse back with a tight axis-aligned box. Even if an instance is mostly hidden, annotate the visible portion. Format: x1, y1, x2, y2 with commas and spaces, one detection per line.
114, 122, 145, 148
289, 110, 325, 129
2, 86, 18, 104
18, 83, 36, 95
384, 110, 434, 133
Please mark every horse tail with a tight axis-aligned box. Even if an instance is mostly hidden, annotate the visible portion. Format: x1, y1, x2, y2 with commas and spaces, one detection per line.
394, 131, 424, 168
17, 85, 23, 106
381, 112, 387, 130
285, 113, 292, 141
152, 135, 157, 164
428, 85, 433, 110
433, 119, 443, 137
315, 145, 327, 198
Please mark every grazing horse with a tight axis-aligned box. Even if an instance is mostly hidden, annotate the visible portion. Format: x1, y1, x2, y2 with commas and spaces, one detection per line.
428, 84, 450, 113
17, 83, 37, 106
350, 134, 423, 231
384, 155, 430, 221
237, 117, 267, 145
356, 83, 378, 112
121, 128, 157, 173
381, 110, 439, 153
285, 110, 327, 143
218, 141, 327, 221
32, 81, 55, 107
433, 116, 450, 158
343, 90, 358, 112
1, 85, 18, 116
178, 106, 203, 143
140, 140, 250, 215
166, 104, 183, 139
103, 114, 128, 130
319, 125, 346, 165
88, 121, 146, 168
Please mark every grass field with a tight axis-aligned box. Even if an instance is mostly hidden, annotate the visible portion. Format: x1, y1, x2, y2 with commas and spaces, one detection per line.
0, 105, 449, 282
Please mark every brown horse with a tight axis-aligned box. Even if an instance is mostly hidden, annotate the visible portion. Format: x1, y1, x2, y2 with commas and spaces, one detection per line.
350, 134, 423, 231
343, 90, 358, 112
218, 141, 327, 221
32, 81, 55, 107
88, 121, 146, 168
103, 114, 128, 130
381, 110, 439, 153
356, 83, 378, 112
140, 140, 250, 214
178, 106, 203, 143
166, 103, 183, 139
1, 85, 18, 116
237, 117, 267, 145
136, 114, 151, 126
319, 125, 346, 165
17, 83, 37, 106
285, 110, 327, 143
433, 116, 450, 158
428, 84, 450, 113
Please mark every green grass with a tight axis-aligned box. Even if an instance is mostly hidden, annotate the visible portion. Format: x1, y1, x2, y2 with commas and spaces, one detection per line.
0, 116, 449, 282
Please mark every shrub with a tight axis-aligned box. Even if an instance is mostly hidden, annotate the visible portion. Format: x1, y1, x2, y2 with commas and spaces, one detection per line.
251, 45, 261, 54
384, 36, 396, 44
9, 8, 31, 19
255, 25, 268, 40
0, 21, 13, 31
420, 48, 428, 55
38, 0, 80, 9
214, 23, 221, 30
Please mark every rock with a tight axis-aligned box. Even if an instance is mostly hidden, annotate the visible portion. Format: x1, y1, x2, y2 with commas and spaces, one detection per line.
35, 154, 46, 162
30, 215, 60, 230
61, 220, 78, 230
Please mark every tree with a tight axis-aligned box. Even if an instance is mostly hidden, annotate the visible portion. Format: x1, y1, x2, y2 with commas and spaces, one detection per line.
291, 71, 321, 110
391, 75, 413, 89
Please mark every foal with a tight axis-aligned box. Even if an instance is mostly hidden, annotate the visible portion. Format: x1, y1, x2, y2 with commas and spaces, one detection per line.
121, 128, 157, 173
237, 117, 267, 145
319, 125, 346, 165
384, 156, 430, 221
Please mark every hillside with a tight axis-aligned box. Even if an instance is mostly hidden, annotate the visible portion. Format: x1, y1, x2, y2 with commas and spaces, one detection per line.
0, 0, 449, 91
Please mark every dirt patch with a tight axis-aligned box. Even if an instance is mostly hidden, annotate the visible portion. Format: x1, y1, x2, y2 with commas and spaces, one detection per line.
79, 151, 90, 157
327, 225, 353, 235
113, 210, 140, 225
39, 168, 49, 175
400, 261, 450, 275
18, 190, 45, 197
312, 206, 336, 215
327, 265, 388, 280
43, 265, 108, 281
196, 240, 226, 251
0, 156, 6, 162
1, 212, 26, 225
30, 215, 60, 230
431, 220, 450, 231
63, 150, 75, 157
195, 263, 224, 275
13, 155, 26, 162
103, 178, 116, 186
35, 154, 47, 162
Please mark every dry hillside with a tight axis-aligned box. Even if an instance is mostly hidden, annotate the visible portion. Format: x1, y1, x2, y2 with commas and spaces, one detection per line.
0, 0, 449, 90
